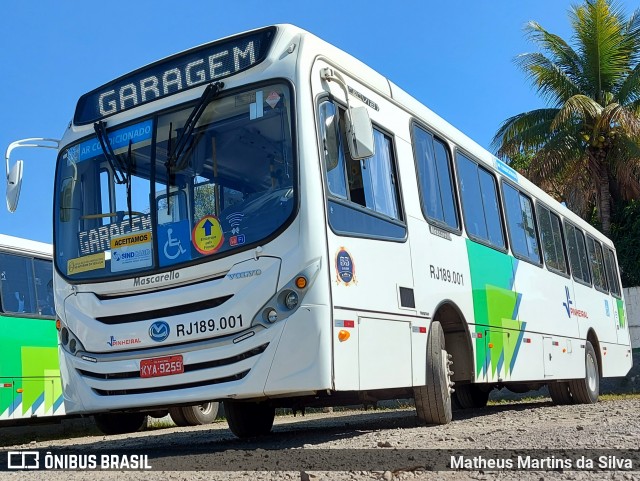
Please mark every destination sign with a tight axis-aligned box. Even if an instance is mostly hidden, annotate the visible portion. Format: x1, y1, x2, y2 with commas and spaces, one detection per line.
74, 27, 276, 125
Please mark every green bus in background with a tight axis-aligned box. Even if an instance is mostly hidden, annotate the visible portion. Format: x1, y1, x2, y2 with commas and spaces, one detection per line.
0, 233, 219, 429
0, 234, 61, 423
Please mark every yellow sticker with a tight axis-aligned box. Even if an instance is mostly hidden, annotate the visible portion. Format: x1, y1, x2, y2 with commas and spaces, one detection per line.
192, 215, 224, 255
111, 231, 152, 249
68, 252, 106, 275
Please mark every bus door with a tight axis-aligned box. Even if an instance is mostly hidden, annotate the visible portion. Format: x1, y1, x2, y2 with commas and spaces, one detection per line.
315, 67, 414, 391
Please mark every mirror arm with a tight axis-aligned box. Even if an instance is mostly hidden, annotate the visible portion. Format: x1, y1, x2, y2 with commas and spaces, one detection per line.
5, 138, 59, 179
320, 68, 355, 115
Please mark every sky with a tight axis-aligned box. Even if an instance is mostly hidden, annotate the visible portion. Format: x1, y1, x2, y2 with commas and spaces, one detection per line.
1, 0, 637, 244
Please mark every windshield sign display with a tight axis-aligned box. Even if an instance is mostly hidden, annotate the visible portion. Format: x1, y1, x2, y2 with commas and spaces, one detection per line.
74, 27, 275, 125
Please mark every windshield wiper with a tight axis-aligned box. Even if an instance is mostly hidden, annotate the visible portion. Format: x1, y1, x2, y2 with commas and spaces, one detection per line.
94, 121, 128, 184
165, 81, 224, 214
168, 81, 224, 172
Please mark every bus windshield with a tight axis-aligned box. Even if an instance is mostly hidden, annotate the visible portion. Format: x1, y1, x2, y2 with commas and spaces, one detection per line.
54, 83, 295, 281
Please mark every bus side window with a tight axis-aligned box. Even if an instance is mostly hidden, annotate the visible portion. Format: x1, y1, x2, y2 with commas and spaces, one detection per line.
603, 248, 622, 297
412, 124, 459, 230
565, 222, 591, 285
0, 253, 37, 314
456, 153, 505, 250
586, 236, 608, 292
502, 182, 541, 264
537, 204, 568, 274
319, 101, 348, 199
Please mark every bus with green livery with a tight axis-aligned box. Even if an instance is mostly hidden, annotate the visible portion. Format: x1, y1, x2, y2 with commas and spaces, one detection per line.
0, 233, 217, 430
0, 235, 61, 424
5, 24, 632, 438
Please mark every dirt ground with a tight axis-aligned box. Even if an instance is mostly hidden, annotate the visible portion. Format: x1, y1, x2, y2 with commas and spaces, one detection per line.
1, 396, 639, 480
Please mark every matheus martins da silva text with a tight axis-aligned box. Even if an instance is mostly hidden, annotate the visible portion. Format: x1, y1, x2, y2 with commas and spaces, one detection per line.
451, 455, 633, 470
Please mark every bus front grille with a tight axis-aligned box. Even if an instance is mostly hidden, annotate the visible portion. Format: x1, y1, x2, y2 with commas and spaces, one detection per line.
92, 370, 250, 396
78, 343, 269, 380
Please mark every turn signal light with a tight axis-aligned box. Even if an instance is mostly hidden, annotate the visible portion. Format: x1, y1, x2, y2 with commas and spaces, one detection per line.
488, 343, 494, 348
56, 319, 61, 330
295, 276, 307, 289
338, 330, 350, 342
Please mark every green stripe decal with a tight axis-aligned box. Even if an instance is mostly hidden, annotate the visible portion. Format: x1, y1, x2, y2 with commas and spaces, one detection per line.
466, 240, 524, 380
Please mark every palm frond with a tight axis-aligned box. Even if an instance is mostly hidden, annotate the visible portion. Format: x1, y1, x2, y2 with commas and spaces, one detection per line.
515, 52, 582, 105
571, 0, 633, 101
492, 108, 558, 156
551, 94, 602, 129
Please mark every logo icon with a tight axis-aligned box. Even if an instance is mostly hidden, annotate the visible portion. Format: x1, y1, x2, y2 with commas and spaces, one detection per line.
7, 451, 39, 469
562, 286, 573, 318
149, 321, 170, 342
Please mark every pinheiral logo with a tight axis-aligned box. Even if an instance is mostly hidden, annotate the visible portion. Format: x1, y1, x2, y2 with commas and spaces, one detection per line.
149, 321, 170, 342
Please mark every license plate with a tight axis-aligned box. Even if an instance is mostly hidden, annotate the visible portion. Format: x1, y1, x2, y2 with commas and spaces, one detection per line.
140, 355, 184, 378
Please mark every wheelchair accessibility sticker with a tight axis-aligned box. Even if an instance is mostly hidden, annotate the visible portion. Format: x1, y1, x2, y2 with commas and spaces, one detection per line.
158, 221, 191, 267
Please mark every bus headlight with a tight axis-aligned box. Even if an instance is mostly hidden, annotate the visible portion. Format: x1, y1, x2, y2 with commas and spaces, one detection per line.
252, 258, 320, 328
58, 320, 86, 356
284, 290, 299, 310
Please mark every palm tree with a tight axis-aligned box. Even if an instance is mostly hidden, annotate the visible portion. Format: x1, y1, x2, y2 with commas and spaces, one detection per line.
492, 0, 640, 235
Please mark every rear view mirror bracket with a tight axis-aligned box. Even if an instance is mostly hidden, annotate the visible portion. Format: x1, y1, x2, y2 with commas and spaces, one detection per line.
320, 68, 375, 160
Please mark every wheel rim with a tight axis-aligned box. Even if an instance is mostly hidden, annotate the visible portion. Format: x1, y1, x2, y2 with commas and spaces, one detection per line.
198, 403, 213, 415
441, 349, 453, 395
586, 353, 597, 392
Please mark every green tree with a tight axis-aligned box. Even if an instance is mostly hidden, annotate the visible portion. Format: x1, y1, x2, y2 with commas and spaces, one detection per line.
492, 0, 640, 235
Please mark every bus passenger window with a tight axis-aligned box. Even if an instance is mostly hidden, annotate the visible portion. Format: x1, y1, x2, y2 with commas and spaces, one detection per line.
412, 125, 459, 230
603, 248, 621, 297
456, 153, 505, 249
565, 223, 591, 284
0, 253, 37, 314
502, 183, 541, 264
537, 204, 568, 274
586, 236, 608, 292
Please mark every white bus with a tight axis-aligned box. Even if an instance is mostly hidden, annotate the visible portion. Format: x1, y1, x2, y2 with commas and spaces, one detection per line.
6, 24, 632, 437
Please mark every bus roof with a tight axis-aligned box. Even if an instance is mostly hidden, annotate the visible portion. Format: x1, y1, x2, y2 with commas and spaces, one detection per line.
0, 234, 52, 258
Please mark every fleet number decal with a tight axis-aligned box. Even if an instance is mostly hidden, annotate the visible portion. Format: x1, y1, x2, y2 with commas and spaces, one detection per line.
176, 315, 244, 337
430, 265, 464, 285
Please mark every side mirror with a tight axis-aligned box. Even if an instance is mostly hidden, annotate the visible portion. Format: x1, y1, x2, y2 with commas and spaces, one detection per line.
6, 160, 23, 213
345, 106, 375, 160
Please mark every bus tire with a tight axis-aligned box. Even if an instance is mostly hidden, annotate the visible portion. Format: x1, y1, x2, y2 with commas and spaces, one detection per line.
548, 382, 573, 405
94, 412, 147, 435
224, 400, 275, 438
453, 383, 489, 409
414, 321, 453, 425
568, 341, 599, 404
181, 402, 219, 426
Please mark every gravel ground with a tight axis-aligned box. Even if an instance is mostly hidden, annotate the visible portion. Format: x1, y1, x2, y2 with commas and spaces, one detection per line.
1, 397, 639, 480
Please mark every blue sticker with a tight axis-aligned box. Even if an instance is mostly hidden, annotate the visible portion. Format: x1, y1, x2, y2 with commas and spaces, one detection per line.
158, 220, 192, 267
495, 158, 519, 183
78, 119, 153, 162
604, 299, 610, 317
335, 247, 356, 285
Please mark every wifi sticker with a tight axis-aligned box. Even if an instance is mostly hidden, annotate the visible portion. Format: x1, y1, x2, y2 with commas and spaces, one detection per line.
226, 212, 245, 235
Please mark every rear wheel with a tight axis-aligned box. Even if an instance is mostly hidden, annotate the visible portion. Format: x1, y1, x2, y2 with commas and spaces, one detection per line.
569, 341, 599, 404
183, 402, 219, 425
414, 321, 453, 425
94, 412, 147, 435
548, 382, 573, 405
453, 383, 489, 409
224, 400, 275, 438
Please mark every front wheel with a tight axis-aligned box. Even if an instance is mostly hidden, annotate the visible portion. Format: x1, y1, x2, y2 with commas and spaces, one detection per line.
224, 400, 275, 438
94, 412, 147, 435
413, 321, 453, 425
568, 341, 599, 404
